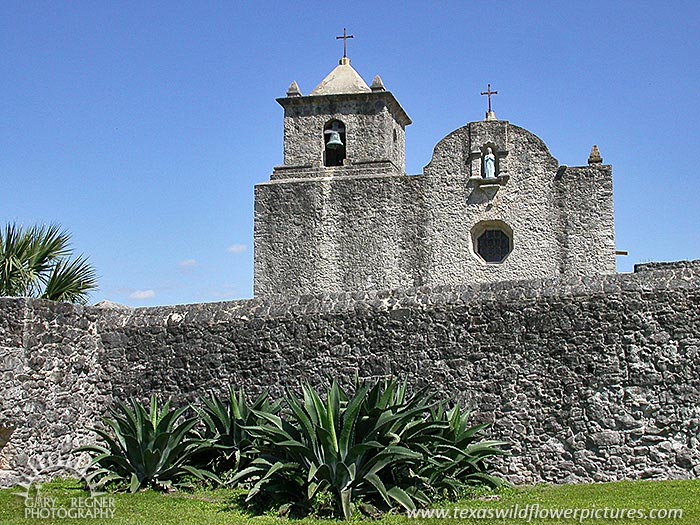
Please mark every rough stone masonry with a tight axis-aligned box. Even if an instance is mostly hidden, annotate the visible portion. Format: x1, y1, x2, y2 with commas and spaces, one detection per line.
1, 262, 699, 486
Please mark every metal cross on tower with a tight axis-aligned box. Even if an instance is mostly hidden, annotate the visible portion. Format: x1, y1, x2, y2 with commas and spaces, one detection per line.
480, 84, 498, 113
336, 28, 354, 58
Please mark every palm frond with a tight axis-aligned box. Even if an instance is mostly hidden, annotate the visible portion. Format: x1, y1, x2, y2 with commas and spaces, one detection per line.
41, 255, 97, 304
0, 222, 96, 303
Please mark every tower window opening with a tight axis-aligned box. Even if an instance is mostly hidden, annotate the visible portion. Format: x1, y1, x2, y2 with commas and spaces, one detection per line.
324, 120, 346, 167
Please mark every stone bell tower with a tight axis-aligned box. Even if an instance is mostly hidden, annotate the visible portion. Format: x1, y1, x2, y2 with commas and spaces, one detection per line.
254, 46, 414, 298
271, 58, 411, 181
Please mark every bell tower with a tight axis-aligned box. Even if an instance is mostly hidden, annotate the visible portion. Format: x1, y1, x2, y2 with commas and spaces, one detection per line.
254, 43, 414, 298
271, 55, 411, 180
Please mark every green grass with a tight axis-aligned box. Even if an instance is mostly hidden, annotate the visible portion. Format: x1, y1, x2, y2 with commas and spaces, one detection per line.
1, 479, 698, 524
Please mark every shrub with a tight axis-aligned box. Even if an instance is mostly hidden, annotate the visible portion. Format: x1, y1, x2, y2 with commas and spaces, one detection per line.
76, 381, 507, 516
191, 387, 280, 477
78, 396, 218, 492
398, 403, 509, 500
234, 379, 507, 518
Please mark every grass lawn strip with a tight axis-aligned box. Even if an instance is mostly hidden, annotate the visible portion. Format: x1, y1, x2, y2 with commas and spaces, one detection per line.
0, 479, 697, 525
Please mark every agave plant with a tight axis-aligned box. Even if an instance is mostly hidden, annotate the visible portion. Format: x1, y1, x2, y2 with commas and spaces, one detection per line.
399, 404, 509, 499
235, 379, 442, 518
192, 387, 280, 475
78, 396, 218, 492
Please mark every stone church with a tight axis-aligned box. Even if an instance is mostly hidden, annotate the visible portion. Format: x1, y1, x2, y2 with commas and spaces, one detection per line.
254, 54, 616, 297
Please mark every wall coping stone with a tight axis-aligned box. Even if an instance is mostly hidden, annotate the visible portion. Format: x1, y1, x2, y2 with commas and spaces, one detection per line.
2, 260, 698, 328
634, 260, 700, 273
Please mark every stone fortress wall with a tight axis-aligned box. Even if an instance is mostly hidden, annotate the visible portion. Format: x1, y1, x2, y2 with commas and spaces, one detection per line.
2, 261, 699, 486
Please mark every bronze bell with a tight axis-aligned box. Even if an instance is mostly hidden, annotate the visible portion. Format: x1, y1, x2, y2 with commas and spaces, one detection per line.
326, 131, 343, 149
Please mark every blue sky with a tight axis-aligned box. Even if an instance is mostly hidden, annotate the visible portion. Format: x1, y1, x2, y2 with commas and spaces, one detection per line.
3, 1, 699, 307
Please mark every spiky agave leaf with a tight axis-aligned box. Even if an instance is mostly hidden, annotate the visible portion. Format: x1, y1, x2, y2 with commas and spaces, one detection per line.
78, 395, 219, 492
191, 387, 281, 475
400, 403, 509, 499
209, 380, 507, 518
234, 379, 442, 518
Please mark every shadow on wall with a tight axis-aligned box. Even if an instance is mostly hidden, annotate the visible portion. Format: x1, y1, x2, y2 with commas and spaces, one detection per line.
0, 427, 14, 468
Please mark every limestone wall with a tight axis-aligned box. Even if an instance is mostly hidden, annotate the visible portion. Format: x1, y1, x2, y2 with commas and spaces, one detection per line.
0, 300, 111, 486
2, 262, 700, 486
254, 174, 427, 297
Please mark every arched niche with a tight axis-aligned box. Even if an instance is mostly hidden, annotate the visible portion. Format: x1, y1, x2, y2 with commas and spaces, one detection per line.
323, 120, 346, 167
480, 142, 501, 178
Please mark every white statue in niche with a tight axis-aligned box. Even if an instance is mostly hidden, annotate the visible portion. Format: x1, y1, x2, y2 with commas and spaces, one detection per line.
483, 147, 496, 179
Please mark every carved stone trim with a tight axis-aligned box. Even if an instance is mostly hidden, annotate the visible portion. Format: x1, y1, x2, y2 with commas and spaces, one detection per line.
469, 175, 510, 187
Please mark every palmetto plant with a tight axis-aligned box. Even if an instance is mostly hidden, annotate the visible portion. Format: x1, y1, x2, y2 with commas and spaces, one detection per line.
234, 379, 491, 519
78, 396, 218, 492
0, 223, 97, 304
192, 387, 281, 475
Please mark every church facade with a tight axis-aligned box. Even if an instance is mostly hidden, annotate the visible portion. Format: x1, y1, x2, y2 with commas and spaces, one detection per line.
254, 57, 616, 297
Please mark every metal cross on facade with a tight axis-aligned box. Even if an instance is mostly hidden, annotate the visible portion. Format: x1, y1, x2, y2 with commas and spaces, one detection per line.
481, 84, 498, 113
336, 28, 354, 58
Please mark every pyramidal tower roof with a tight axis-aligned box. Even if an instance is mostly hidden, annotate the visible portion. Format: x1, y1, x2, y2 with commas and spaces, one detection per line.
277, 56, 411, 127
310, 57, 371, 96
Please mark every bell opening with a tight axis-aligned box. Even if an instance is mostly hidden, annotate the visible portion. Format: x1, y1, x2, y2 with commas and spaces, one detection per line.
323, 120, 346, 167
